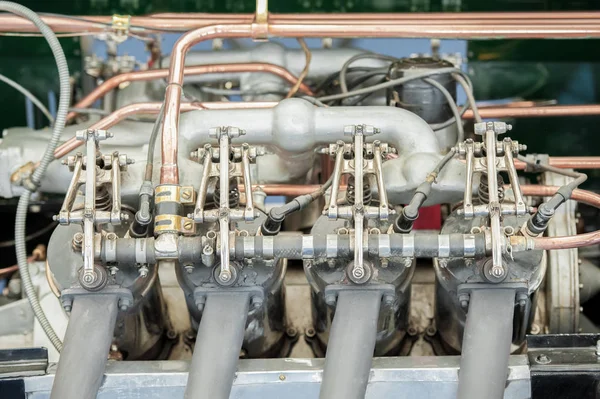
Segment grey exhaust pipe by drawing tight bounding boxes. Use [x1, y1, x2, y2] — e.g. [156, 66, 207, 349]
[457, 289, 516, 399]
[184, 292, 251, 399]
[319, 290, 382, 399]
[50, 294, 119, 399]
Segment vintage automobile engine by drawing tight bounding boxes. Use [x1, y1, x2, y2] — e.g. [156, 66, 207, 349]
[0, 2, 599, 399]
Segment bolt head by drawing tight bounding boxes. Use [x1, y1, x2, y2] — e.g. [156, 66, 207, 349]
[491, 265, 505, 278]
[219, 269, 232, 282]
[352, 268, 365, 279]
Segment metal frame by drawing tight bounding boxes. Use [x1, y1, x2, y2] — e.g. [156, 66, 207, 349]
[13, 355, 530, 399]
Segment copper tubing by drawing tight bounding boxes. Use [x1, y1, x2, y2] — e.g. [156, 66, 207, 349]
[4, 14, 600, 38]
[465, 104, 600, 119]
[514, 157, 600, 170]
[67, 63, 311, 121]
[54, 101, 275, 160]
[151, 12, 600, 21]
[160, 21, 600, 184]
[160, 24, 254, 184]
[520, 185, 600, 209]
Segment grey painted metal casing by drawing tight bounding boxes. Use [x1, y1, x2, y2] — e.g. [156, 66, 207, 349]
[305, 216, 414, 356]
[1, 99, 468, 207]
[433, 210, 545, 354]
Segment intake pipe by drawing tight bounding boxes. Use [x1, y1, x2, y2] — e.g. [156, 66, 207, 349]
[457, 289, 516, 399]
[184, 292, 251, 399]
[319, 290, 382, 399]
[50, 294, 119, 399]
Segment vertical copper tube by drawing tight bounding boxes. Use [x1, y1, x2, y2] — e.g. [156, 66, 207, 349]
[159, 24, 254, 184]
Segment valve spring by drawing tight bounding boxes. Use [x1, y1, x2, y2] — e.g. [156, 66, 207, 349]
[95, 185, 112, 211]
[478, 173, 505, 203]
[347, 175, 372, 205]
[214, 178, 240, 208]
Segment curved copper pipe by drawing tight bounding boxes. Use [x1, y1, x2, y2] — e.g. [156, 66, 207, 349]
[54, 101, 275, 160]
[158, 21, 600, 184]
[160, 24, 254, 184]
[520, 185, 600, 208]
[67, 63, 311, 121]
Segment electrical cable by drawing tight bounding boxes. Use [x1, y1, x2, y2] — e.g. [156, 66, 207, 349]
[424, 78, 465, 143]
[339, 53, 398, 94]
[261, 174, 334, 236]
[3, 0, 70, 352]
[314, 66, 382, 94]
[317, 67, 467, 102]
[453, 72, 482, 123]
[517, 154, 587, 235]
[286, 38, 311, 98]
[0, 72, 54, 124]
[393, 148, 457, 233]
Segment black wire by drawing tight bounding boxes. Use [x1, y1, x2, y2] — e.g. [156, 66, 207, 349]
[314, 67, 386, 94]
[344, 76, 389, 106]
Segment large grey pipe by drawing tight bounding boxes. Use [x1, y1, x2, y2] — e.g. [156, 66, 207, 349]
[185, 292, 251, 399]
[50, 294, 119, 399]
[6, 99, 466, 204]
[319, 290, 382, 399]
[457, 289, 516, 399]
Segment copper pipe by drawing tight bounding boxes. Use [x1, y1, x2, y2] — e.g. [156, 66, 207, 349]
[532, 230, 600, 250]
[520, 185, 600, 208]
[465, 104, 600, 119]
[160, 24, 254, 184]
[513, 157, 600, 170]
[159, 21, 600, 184]
[4, 14, 600, 38]
[67, 63, 311, 121]
[54, 101, 274, 160]
[151, 12, 600, 20]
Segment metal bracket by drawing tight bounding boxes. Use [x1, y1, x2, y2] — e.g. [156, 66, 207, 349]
[61, 286, 134, 312]
[323, 284, 397, 307]
[252, 0, 269, 41]
[155, 185, 196, 205]
[193, 285, 264, 312]
[154, 214, 196, 235]
[110, 14, 131, 43]
[457, 282, 529, 308]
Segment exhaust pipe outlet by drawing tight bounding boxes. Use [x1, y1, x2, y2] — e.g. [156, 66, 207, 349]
[184, 292, 251, 399]
[457, 289, 516, 399]
[50, 294, 119, 399]
[319, 290, 382, 399]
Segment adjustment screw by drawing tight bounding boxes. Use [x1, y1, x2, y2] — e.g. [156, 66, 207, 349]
[181, 189, 192, 200]
[183, 221, 193, 230]
[184, 264, 194, 274]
